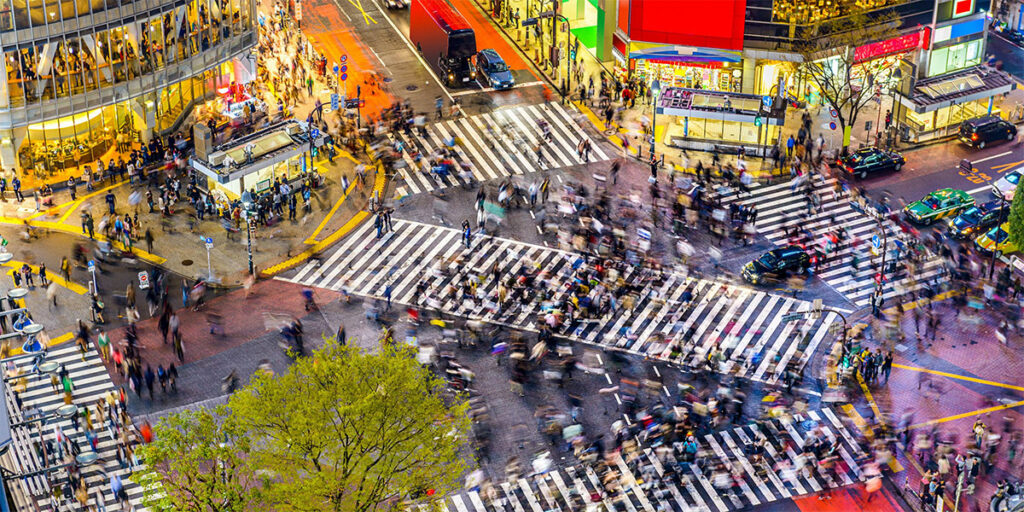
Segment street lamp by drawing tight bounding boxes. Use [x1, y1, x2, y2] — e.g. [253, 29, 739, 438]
[241, 190, 255, 277]
[650, 79, 661, 163]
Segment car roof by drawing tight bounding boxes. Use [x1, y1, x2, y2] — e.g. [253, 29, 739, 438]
[978, 200, 1006, 212]
[479, 49, 502, 62]
[777, 246, 806, 256]
[854, 148, 880, 155]
[965, 115, 1003, 126]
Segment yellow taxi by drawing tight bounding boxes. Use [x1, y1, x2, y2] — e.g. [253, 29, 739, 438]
[974, 222, 1020, 256]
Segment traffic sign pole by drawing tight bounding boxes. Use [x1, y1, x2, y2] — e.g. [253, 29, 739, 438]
[204, 237, 215, 281]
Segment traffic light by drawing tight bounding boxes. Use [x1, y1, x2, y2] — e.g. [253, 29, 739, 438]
[753, 116, 763, 127]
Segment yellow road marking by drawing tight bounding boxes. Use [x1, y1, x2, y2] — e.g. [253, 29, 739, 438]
[856, 371, 885, 424]
[841, 404, 904, 473]
[0, 218, 166, 265]
[991, 159, 1024, 173]
[6, 332, 74, 357]
[892, 363, 1024, 392]
[348, 0, 377, 24]
[306, 180, 359, 244]
[262, 169, 386, 276]
[2, 261, 88, 295]
[907, 399, 1024, 431]
[881, 289, 959, 315]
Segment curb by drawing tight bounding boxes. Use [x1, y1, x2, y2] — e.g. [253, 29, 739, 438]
[260, 167, 387, 277]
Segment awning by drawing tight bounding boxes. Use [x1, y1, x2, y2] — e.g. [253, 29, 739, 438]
[657, 87, 785, 125]
[900, 66, 1016, 114]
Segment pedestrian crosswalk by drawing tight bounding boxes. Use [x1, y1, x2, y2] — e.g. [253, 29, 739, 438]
[721, 177, 945, 308]
[281, 219, 838, 383]
[423, 408, 867, 512]
[392, 102, 610, 197]
[1, 343, 150, 511]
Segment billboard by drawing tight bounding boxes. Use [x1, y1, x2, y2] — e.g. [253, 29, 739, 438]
[627, 0, 747, 51]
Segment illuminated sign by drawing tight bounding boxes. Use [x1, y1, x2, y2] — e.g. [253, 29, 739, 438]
[854, 30, 928, 63]
[933, 17, 985, 44]
[953, 0, 975, 18]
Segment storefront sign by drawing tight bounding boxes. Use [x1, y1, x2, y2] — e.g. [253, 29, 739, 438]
[933, 18, 985, 44]
[853, 30, 927, 63]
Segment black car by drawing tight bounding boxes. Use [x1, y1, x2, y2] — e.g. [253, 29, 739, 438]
[741, 246, 810, 285]
[947, 200, 1009, 239]
[837, 147, 905, 179]
[959, 115, 1017, 149]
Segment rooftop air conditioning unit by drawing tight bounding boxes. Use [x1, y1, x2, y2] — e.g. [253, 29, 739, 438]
[208, 151, 227, 167]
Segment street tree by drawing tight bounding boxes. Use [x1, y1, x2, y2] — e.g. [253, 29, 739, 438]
[797, 12, 899, 154]
[1008, 189, 1024, 250]
[139, 339, 473, 511]
[136, 406, 261, 512]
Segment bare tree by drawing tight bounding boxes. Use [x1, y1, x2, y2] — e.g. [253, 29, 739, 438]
[798, 12, 899, 154]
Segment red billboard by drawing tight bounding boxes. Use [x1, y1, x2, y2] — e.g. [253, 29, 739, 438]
[628, 0, 746, 51]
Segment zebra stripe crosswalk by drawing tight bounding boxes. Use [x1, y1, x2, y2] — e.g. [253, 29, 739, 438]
[281, 219, 838, 383]
[393, 102, 609, 197]
[426, 408, 866, 512]
[722, 178, 945, 307]
[2, 343, 150, 510]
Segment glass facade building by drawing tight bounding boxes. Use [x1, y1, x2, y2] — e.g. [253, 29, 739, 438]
[0, 0, 257, 177]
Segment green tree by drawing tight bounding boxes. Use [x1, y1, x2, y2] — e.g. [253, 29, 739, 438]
[135, 406, 261, 512]
[1008, 190, 1024, 250]
[139, 340, 472, 512]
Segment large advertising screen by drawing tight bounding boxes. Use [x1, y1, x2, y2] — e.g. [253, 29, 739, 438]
[628, 0, 747, 51]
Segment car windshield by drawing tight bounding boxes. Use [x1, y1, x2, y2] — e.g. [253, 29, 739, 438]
[991, 228, 1010, 243]
[1006, 172, 1021, 185]
[959, 207, 982, 223]
[922, 194, 941, 209]
[757, 253, 778, 268]
[489, 61, 508, 72]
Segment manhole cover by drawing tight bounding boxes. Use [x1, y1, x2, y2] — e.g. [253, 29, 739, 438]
[405, 85, 418, 91]
[181, 259, 193, 266]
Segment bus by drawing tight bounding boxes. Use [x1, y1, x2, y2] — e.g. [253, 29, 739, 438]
[410, 0, 477, 87]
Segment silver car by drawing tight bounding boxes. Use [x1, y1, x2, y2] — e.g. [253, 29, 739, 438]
[992, 169, 1022, 200]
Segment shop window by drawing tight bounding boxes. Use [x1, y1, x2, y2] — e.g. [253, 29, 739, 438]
[722, 120, 742, 143]
[5, 49, 24, 107]
[18, 105, 121, 177]
[929, 47, 949, 76]
[705, 119, 724, 141]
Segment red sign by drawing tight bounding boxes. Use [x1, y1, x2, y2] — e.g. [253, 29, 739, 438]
[953, 0, 975, 18]
[853, 30, 926, 63]
[628, 0, 747, 51]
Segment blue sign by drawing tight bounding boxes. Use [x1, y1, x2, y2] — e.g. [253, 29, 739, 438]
[331, 93, 339, 111]
[829, 121, 837, 131]
[87, 260, 95, 271]
[341, 54, 348, 62]
[341, 73, 348, 81]
[762, 95, 772, 108]
[341, 65, 348, 73]
[333, 63, 339, 75]
[204, 237, 213, 244]
[872, 234, 880, 249]
[311, 128, 320, 139]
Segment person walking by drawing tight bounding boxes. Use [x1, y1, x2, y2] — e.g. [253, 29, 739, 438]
[462, 219, 472, 248]
[12, 176, 22, 202]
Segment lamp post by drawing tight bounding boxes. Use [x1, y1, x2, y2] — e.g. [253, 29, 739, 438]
[242, 190, 255, 277]
[650, 79, 661, 163]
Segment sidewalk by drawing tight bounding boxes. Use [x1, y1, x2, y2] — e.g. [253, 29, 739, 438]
[0, 14, 391, 287]
[848, 294, 1024, 511]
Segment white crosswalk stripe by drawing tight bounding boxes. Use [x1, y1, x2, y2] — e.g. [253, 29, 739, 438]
[721, 178, 946, 307]
[392, 102, 609, 198]
[421, 408, 865, 512]
[281, 219, 837, 383]
[2, 343, 151, 510]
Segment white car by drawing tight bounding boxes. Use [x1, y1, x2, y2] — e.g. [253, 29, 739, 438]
[992, 169, 1022, 200]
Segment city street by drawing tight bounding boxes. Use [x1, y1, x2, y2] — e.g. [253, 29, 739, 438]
[6, 0, 1024, 510]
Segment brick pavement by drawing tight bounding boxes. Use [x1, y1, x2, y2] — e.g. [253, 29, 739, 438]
[850, 297, 1024, 510]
